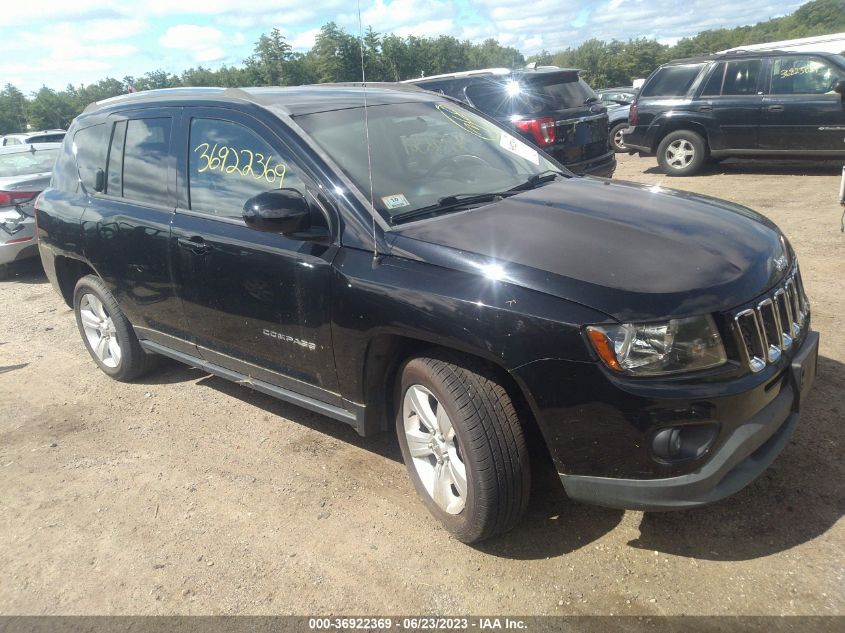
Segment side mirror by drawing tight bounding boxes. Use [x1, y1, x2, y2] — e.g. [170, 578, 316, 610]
[94, 168, 105, 193]
[834, 79, 845, 95]
[243, 189, 330, 242]
[243, 189, 310, 234]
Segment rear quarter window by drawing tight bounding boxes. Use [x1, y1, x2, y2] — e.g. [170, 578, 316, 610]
[73, 123, 108, 192]
[641, 64, 706, 97]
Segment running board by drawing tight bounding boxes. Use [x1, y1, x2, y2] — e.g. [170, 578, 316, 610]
[140, 339, 359, 429]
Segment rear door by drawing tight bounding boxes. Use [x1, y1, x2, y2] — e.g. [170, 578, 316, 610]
[79, 109, 196, 354]
[759, 55, 845, 151]
[698, 59, 764, 150]
[170, 107, 341, 403]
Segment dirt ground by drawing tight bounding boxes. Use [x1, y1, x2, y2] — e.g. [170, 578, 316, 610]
[0, 153, 843, 617]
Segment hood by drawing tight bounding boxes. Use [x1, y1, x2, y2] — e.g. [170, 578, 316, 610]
[388, 178, 788, 322]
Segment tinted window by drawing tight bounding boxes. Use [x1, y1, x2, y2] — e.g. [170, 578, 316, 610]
[73, 123, 108, 192]
[641, 64, 706, 97]
[106, 120, 126, 196]
[0, 148, 59, 177]
[122, 118, 172, 206]
[467, 74, 596, 116]
[188, 118, 305, 220]
[770, 56, 843, 94]
[722, 60, 761, 95]
[701, 63, 725, 95]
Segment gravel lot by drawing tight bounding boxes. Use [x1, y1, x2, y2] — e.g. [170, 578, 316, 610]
[0, 153, 843, 616]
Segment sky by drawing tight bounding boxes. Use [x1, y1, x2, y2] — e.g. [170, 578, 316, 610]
[1, 0, 808, 93]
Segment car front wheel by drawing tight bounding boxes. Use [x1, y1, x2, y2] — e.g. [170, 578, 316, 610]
[656, 130, 707, 176]
[396, 354, 530, 543]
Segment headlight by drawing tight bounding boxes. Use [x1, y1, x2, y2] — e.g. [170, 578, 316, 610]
[586, 315, 726, 376]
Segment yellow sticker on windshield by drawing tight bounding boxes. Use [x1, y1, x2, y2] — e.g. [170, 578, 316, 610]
[435, 103, 499, 141]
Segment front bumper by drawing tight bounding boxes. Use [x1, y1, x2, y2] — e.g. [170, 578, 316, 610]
[560, 330, 819, 511]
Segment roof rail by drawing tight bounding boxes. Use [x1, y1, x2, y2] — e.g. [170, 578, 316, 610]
[83, 86, 249, 113]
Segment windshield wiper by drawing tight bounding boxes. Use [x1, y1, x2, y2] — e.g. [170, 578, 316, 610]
[390, 191, 519, 225]
[508, 169, 568, 192]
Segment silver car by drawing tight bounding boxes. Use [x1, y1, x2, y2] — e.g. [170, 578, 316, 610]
[0, 143, 60, 278]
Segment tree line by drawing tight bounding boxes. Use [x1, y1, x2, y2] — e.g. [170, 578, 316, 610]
[1, 0, 842, 134]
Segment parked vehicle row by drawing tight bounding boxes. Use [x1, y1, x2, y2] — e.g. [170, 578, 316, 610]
[34, 84, 817, 542]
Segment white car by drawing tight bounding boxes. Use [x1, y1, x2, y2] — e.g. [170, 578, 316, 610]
[1, 129, 66, 146]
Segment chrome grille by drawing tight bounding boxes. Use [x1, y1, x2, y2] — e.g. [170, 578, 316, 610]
[733, 268, 809, 373]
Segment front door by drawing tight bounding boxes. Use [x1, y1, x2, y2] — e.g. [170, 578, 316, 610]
[759, 55, 845, 152]
[169, 107, 341, 403]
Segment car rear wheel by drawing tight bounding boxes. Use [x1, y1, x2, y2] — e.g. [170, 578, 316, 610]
[73, 275, 155, 382]
[656, 130, 707, 176]
[609, 122, 629, 153]
[396, 354, 530, 543]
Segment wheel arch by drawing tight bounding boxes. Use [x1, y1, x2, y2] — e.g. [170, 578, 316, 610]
[54, 256, 98, 308]
[652, 118, 711, 154]
[360, 333, 553, 467]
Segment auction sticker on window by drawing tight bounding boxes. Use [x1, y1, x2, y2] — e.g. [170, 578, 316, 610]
[382, 193, 410, 209]
[499, 131, 540, 165]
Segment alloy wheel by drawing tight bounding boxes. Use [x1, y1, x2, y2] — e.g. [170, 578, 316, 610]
[665, 139, 695, 169]
[402, 384, 467, 514]
[79, 293, 122, 368]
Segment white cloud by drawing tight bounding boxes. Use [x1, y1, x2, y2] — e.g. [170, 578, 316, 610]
[160, 25, 224, 50]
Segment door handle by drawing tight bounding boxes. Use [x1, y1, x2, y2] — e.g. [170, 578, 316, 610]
[177, 236, 211, 255]
[767, 105, 785, 112]
[698, 105, 713, 112]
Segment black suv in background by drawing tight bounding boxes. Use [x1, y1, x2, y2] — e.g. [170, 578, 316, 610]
[407, 66, 616, 178]
[36, 85, 817, 542]
[624, 51, 845, 175]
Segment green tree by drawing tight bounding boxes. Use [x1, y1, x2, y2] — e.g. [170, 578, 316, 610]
[246, 28, 293, 85]
[0, 84, 28, 134]
[27, 87, 77, 129]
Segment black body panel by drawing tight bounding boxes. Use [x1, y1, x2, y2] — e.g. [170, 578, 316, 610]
[35, 83, 817, 510]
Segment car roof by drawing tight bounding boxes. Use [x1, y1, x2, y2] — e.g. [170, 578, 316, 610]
[0, 142, 62, 155]
[82, 83, 443, 117]
[3, 130, 65, 138]
[664, 49, 842, 65]
[403, 65, 581, 84]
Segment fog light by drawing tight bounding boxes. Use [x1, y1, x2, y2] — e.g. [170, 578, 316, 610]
[650, 423, 720, 463]
[652, 428, 682, 459]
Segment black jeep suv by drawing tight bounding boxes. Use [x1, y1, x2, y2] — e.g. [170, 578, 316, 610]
[407, 66, 616, 178]
[36, 84, 817, 542]
[624, 50, 845, 175]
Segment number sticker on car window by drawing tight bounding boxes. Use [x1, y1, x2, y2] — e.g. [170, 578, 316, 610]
[193, 142, 288, 188]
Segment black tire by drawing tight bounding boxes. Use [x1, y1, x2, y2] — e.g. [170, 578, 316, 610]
[609, 121, 629, 153]
[73, 274, 156, 382]
[656, 129, 707, 176]
[395, 354, 530, 543]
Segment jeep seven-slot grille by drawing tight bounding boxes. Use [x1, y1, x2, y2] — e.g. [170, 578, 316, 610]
[733, 269, 809, 373]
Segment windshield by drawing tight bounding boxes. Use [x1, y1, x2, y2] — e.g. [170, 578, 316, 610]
[296, 100, 560, 221]
[0, 148, 58, 178]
